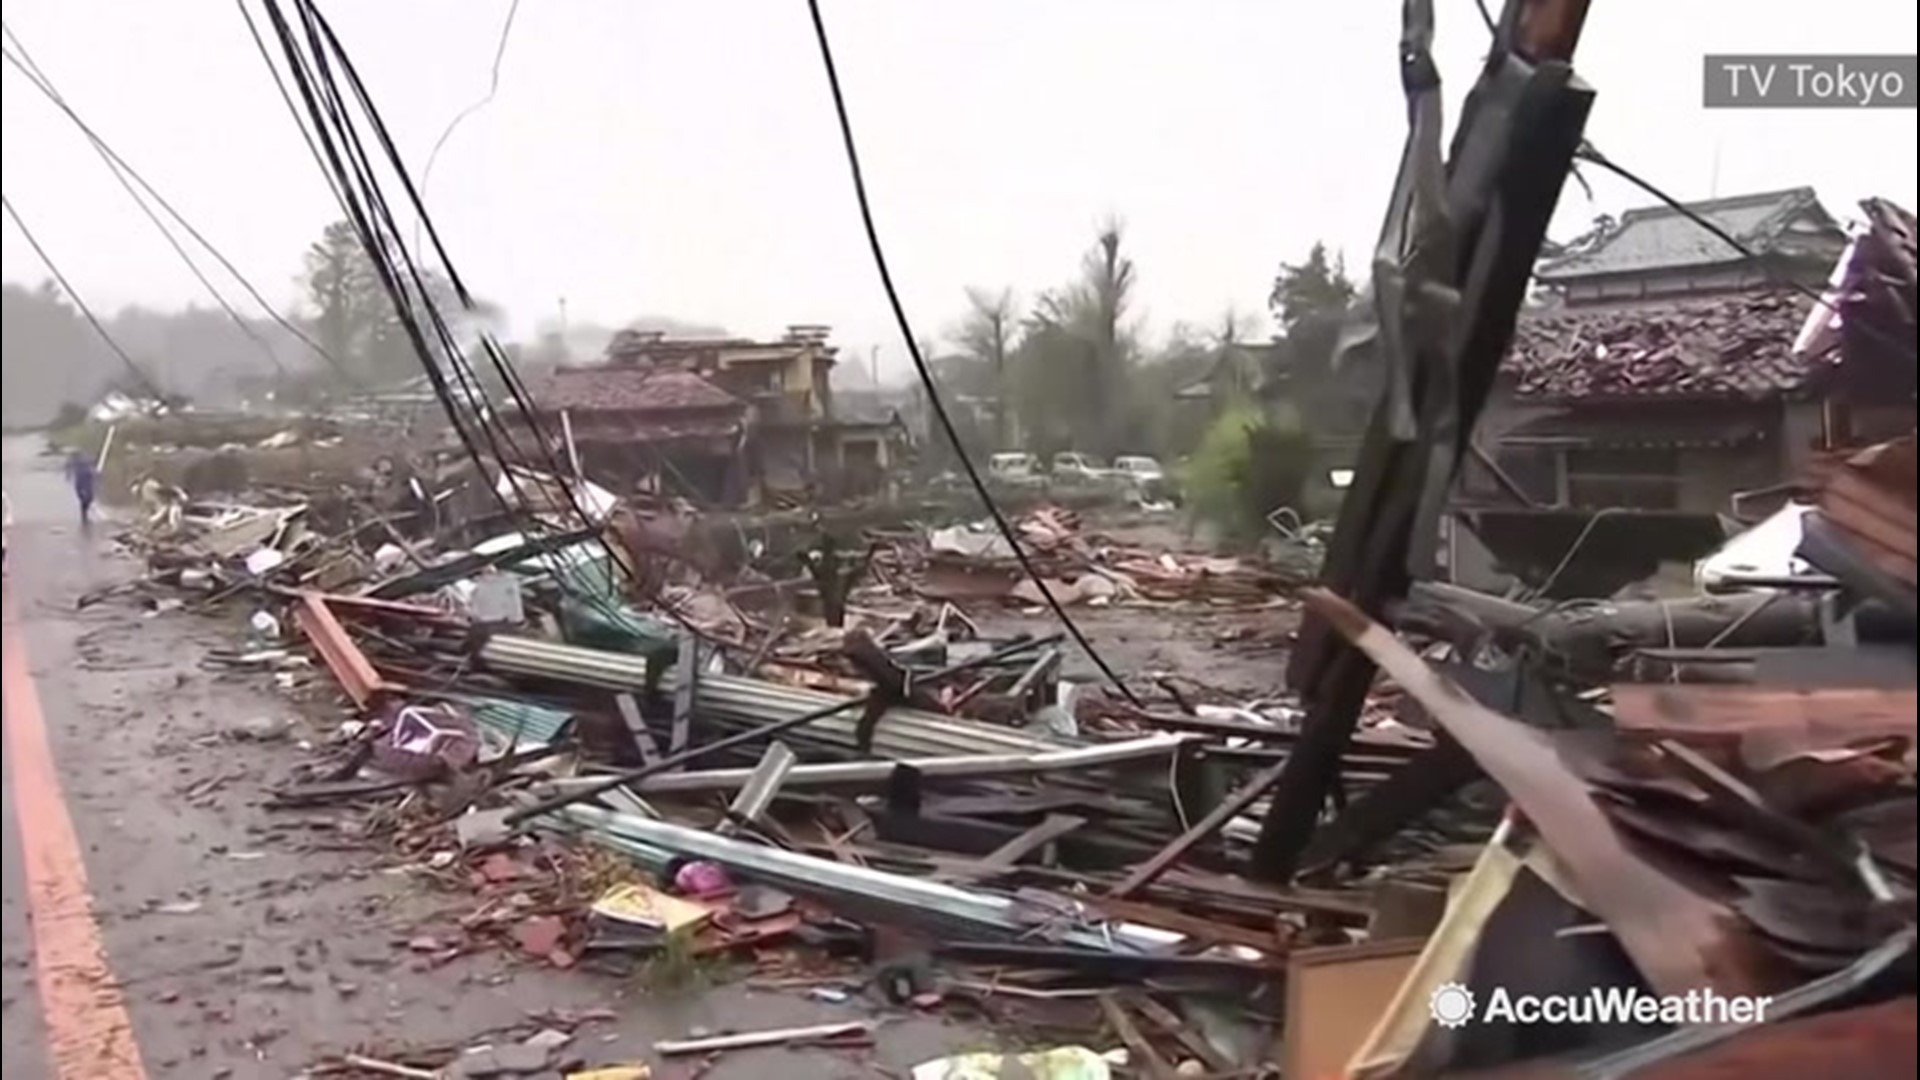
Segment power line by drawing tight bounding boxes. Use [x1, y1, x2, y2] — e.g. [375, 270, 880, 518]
[0, 23, 355, 384]
[1462, 9, 1902, 358]
[251, 0, 693, 641]
[417, 0, 521, 249]
[803, 0, 1143, 707]
[1, 41, 285, 380]
[1573, 143, 1913, 362]
[2, 191, 164, 398]
[1473, 0, 1498, 37]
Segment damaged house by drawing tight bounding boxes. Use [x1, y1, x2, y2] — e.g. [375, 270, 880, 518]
[1449, 189, 1917, 593]
[523, 326, 908, 506]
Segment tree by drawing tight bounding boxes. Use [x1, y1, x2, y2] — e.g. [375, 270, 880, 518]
[1011, 221, 1140, 456]
[953, 287, 1018, 446]
[1081, 222, 1136, 456]
[300, 219, 477, 385]
[303, 220, 383, 378]
[1185, 402, 1316, 547]
[1269, 241, 1357, 333]
[1207, 307, 1260, 403]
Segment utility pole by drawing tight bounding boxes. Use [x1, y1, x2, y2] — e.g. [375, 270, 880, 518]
[558, 296, 569, 336]
[1244, 0, 1600, 883]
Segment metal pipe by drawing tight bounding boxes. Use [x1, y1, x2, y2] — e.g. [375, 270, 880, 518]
[506, 692, 872, 825]
[548, 804, 1184, 954]
[538, 732, 1196, 796]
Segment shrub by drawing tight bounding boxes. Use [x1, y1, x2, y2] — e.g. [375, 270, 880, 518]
[1184, 403, 1315, 546]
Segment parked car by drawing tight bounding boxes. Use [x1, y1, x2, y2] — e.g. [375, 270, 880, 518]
[1112, 455, 1166, 485]
[1051, 452, 1111, 482]
[987, 452, 1044, 486]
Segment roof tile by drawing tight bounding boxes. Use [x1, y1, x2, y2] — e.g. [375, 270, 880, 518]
[534, 367, 744, 414]
[1538, 188, 1837, 281]
[1506, 289, 1825, 400]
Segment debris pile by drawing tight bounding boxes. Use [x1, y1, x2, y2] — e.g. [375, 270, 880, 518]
[99, 410, 1917, 1080]
[102, 468, 1378, 1075]
[907, 506, 1311, 609]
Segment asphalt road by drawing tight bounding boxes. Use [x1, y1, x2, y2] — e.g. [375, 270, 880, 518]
[2, 434, 980, 1079]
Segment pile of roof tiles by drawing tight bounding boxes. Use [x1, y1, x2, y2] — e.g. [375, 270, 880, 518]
[1505, 288, 1821, 399]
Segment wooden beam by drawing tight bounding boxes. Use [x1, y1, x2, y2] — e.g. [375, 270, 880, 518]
[1113, 758, 1292, 898]
[1298, 738, 1481, 875]
[977, 814, 1086, 872]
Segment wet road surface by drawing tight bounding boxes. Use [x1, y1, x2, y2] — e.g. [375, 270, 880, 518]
[3, 435, 983, 1079]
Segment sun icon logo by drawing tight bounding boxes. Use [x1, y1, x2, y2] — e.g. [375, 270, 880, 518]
[1429, 982, 1477, 1028]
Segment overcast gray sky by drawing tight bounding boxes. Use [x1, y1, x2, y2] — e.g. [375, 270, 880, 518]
[3, 0, 1915, 379]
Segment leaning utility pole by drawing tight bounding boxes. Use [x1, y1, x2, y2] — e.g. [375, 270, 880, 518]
[1247, 0, 1600, 881]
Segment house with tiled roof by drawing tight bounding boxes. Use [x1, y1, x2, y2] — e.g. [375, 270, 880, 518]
[521, 325, 907, 505]
[1446, 191, 1916, 594]
[1466, 190, 1909, 515]
[526, 366, 750, 504]
[1534, 186, 1847, 306]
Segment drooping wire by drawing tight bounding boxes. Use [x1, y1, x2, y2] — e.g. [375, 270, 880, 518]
[237, 0, 355, 220]
[2, 191, 164, 399]
[1473, 0, 1498, 37]
[416, 0, 521, 252]
[282, 1, 738, 643]
[1, 23, 354, 385]
[1463, 10, 1906, 361]
[803, 0, 1143, 706]
[280, 2, 606, 535]
[1573, 143, 1914, 363]
[2, 41, 284, 381]
[252, 0, 719, 642]
[261, 0, 631, 638]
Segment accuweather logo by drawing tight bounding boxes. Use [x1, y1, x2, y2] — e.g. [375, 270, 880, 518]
[1428, 983, 1773, 1027]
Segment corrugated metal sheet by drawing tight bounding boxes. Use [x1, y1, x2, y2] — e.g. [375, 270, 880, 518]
[477, 633, 1070, 761]
[468, 699, 574, 747]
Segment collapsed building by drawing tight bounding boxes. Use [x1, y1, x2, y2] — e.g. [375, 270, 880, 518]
[1448, 192, 1918, 595]
[522, 325, 909, 507]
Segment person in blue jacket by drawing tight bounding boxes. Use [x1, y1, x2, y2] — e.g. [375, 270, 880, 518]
[64, 451, 98, 530]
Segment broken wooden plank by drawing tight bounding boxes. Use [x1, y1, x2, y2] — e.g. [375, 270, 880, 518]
[1100, 996, 1178, 1080]
[1128, 995, 1237, 1074]
[1083, 895, 1285, 955]
[1112, 759, 1291, 898]
[1298, 586, 1791, 999]
[670, 637, 699, 755]
[613, 692, 660, 763]
[1610, 683, 1918, 746]
[655, 1020, 873, 1057]
[1298, 738, 1481, 875]
[977, 814, 1086, 871]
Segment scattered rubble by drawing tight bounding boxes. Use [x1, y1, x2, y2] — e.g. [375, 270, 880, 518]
[75, 62, 1914, 1079]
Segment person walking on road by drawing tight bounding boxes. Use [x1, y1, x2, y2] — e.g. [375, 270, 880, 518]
[65, 450, 98, 530]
